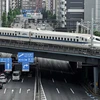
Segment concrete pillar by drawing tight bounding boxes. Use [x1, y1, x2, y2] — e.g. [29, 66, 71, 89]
[69, 61, 77, 72]
[76, 22, 79, 33]
[81, 19, 84, 33]
[93, 67, 98, 94]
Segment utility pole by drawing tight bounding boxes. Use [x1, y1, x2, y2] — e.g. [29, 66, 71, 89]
[91, 8, 94, 48]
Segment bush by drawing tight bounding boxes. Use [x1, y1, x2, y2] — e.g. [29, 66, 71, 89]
[94, 31, 100, 37]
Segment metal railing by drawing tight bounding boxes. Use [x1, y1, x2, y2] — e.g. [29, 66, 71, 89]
[0, 39, 100, 57]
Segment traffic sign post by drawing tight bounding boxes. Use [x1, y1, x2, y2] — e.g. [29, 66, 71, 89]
[22, 62, 29, 71]
[18, 52, 34, 63]
[0, 58, 12, 63]
[0, 58, 12, 71]
[18, 52, 34, 72]
[5, 62, 12, 71]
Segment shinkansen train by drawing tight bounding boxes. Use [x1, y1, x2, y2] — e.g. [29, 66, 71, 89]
[0, 27, 100, 49]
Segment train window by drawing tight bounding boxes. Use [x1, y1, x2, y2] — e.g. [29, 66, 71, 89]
[0, 32, 1, 35]
[44, 36, 45, 39]
[77, 39, 79, 42]
[2, 32, 4, 35]
[5, 33, 6, 35]
[49, 36, 51, 39]
[64, 38, 66, 41]
[47, 36, 48, 39]
[13, 33, 14, 36]
[19, 32, 20, 35]
[10, 33, 11, 35]
[82, 38, 84, 40]
[55, 37, 57, 40]
[61, 38, 63, 40]
[96, 38, 100, 41]
[15, 34, 17, 36]
[52, 37, 54, 39]
[70, 38, 72, 41]
[38, 35, 40, 38]
[41, 36, 43, 38]
[67, 38, 69, 41]
[58, 37, 60, 40]
[85, 39, 87, 41]
[74, 39, 75, 41]
[35, 35, 37, 38]
[7, 33, 9, 35]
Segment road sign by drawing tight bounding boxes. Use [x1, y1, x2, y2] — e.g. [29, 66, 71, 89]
[22, 62, 29, 71]
[0, 58, 12, 62]
[5, 62, 12, 71]
[18, 52, 34, 63]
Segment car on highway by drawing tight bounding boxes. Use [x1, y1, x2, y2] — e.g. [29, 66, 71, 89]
[0, 82, 3, 89]
[12, 71, 21, 81]
[0, 76, 7, 84]
[41, 24, 46, 30]
[0, 73, 6, 77]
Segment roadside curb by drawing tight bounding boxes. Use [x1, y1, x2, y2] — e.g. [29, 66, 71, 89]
[80, 82, 100, 100]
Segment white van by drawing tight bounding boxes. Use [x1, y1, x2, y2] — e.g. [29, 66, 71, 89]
[12, 71, 21, 81]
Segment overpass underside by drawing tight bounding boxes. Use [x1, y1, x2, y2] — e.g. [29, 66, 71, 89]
[0, 39, 100, 94]
[0, 39, 100, 65]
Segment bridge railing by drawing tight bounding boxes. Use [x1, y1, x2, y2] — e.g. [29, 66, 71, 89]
[0, 39, 100, 57]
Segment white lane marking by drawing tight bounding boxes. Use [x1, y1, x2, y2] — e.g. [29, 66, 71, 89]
[27, 89, 30, 93]
[21, 78, 24, 83]
[70, 88, 75, 94]
[56, 88, 60, 94]
[8, 79, 11, 83]
[19, 88, 21, 93]
[64, 78, 67, 83]
[52, 78, 54, 83]
[12, 89, 14, 93]
[4, 88, 6, 94]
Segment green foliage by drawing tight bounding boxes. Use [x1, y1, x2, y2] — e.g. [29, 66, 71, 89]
[41, 9, 56, 20]
[2, 8, 21, 27]
[94, 31, 100, 37]
[2, 12, 7, 27]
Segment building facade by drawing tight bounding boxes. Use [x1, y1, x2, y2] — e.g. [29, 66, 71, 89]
[22, 0, 36, 10]
[10, 0, 16, 10]
[66, 0, 84, 31]
[0, 0, 10, 26]
[22, 0, 42, 11]
[45, 0, 56, 14]
[56, 0, 84, 31]
[84, 0, 100, 31]
[45, 0, 50, 11]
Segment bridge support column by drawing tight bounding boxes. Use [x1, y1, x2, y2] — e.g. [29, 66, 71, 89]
[69, 61, 77, 72]
[93, 67, 98, 94]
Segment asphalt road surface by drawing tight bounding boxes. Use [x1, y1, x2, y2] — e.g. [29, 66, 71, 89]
[0, 74, 34, 100]
[41, 69, 93, 100]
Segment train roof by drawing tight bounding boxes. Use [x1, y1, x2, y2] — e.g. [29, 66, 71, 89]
[0, 27, 91, 38]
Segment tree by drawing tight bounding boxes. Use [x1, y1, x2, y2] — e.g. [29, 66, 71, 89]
[2, 12, 7, 27]
[94, 31, 100, 37]
[1, 8, 21, 27]
[13, 10, 16, 18]
[8, 9, 14, 23]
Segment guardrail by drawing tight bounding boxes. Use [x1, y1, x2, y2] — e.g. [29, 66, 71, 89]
[0, 39, 100, 57]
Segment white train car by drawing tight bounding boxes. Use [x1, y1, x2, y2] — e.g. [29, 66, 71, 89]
[0, 27, 100, 49]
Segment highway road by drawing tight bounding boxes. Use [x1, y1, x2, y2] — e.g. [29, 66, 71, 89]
[0, 74, 34, 100]
[41, 69, 93, 100]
